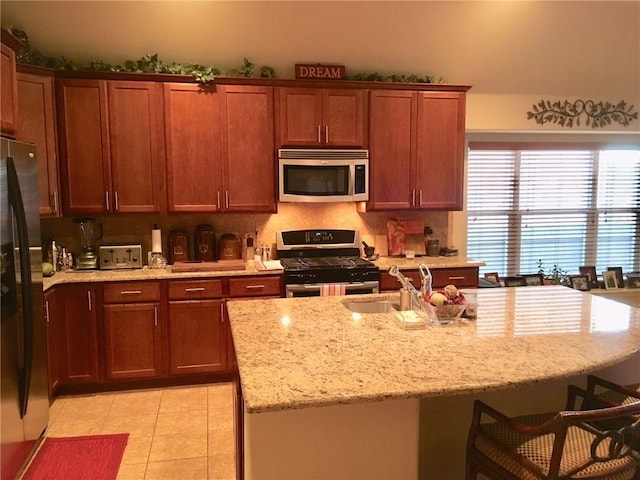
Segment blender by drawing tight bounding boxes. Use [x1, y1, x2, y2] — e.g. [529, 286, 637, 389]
[75, 217, 102, 269]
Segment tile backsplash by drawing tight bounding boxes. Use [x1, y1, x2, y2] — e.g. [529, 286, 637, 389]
[41, 203, 449, 261]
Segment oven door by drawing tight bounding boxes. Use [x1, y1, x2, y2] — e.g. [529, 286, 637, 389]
[285, 281, 379, 298]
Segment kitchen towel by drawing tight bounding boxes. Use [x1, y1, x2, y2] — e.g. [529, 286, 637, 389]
[320, 284, 346, 296]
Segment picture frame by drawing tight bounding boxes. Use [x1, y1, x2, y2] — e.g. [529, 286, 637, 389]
[627, 274, 640, 289]
[520, 274, 544, 286]
[607, 267, 624, 289]
[579, 266, 599, 290]
[483, 272, 500, 284]
[602, 270, 619, 290]
[503, 276, 526, 287]
[570, 275, 590, 291]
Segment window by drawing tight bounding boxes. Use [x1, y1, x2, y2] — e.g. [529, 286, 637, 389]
[467, 144, 640, 278]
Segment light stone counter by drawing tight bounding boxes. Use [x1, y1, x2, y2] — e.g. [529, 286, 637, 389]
[42, 260, 278, 291]
[227, 285, 639, 414]
[230, 286, 639, 479]
[372, 255, 485, 270]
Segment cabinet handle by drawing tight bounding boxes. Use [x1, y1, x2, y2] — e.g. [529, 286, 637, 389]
[220, 303, 225, 322]
[45, 300, 50, 323]
[114, 190, 119, 211]
[411, 189, 416, 206]
[184, 287, 206, 292]
[217, 191, 221, 210]
[407, 277, 415, 283]
[325, 125, 329, 143]
[52, 191, 58, 214]
[105, 191, 110, 211]
[419, 189, 423, 206]
[317, 125, 321, 143]
[120, 290, 142, 295]
[87, 291, 92, 311]
[154, 306, 158, 327]
[225, 191, 229, 209]
[448, 276, 465, 281]
[245, 284, 265, 289]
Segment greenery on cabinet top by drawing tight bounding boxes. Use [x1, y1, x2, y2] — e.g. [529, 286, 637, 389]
[6, 27, 442, 85]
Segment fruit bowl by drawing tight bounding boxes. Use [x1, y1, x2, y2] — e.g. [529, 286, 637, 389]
[425, 303, 466, 325]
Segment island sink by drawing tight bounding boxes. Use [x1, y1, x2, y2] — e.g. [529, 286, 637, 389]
[342, 299, 400, 314]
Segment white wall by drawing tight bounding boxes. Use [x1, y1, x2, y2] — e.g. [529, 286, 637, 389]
[2, 1, 639, 132]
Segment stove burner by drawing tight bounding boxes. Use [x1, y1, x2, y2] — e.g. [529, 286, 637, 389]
[280, 256, 375, 271]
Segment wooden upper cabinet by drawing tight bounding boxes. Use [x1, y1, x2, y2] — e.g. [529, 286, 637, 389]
[368, 90, 416, 210]
[1, 41, 20, 138]
[276, 87, 367, 147]
[414, 92, 466, 210]
[108, 81, 165, 213]
[17, 69, 60, 217]
[56, 78, 165, 215]
[164, 83, 223, 212]
[367, 89, 466, 211]
[56, 79, 110, 214]
[220, 85, 276, 212]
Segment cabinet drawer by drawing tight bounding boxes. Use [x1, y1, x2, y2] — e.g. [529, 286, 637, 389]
[228, 276, 282, 298]
[103, 281, 160, 303]
[168, 279, 223, 300]
[380, 270, 421, 291]
[431, 267, 478, 288]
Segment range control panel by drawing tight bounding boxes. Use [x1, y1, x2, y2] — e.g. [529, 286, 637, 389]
[99, 245, 142, 269]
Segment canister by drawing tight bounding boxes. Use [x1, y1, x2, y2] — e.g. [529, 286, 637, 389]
[194, 224, 216, 261]
[168, 229, 190, 264]
[427, 240, 440, 257]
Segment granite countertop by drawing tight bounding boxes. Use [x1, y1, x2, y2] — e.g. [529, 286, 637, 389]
[372, 256, 484, 270]
[42, 256, 483, 290]
[42, 261, 279, 291]
[226, 286, 640, 414]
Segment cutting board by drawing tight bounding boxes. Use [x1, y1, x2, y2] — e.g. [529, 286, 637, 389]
[171, 260, 246, 272]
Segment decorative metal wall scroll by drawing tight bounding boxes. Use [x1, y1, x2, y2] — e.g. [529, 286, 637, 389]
[527, 99, 638, 128]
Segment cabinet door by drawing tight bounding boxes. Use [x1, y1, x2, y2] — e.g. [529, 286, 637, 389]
[56, 79, 110, 214]
[58, 284, 100, 384]
[368, 90, 415, 210]
[1, 42, 18, 137]
[322, 89, 367, 147]
[276, 87, 322, 146]
[44, 289, 61, 397]
[164, 83, 223, 212]
[220, 85, 276, 212]
[108, 81, 165, 213]
[103, 303, 163, 380]
[17, 71, 60, 217]
[414, 92, 466, 210]
[168, 299, 226, 375]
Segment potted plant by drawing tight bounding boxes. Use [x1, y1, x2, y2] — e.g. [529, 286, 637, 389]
[537, 260, 570, 286]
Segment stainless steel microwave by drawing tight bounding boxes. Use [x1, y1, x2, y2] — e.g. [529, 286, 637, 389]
[278, 149, 369, 203]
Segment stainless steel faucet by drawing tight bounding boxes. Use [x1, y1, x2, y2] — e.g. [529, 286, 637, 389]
[388, 265, 426, 312]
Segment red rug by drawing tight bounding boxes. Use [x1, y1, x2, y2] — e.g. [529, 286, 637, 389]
[23, 434, 129, 480]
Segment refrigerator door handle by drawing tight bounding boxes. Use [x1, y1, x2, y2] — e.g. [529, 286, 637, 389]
[6, 157, 34, 419]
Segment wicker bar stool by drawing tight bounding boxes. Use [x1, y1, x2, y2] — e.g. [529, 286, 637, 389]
[465, 385, 640, 479]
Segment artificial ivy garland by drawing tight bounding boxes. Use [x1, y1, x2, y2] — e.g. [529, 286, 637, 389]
[7, 27, 441, 85]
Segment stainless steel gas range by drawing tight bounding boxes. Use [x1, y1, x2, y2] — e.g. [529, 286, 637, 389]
[277, 229, 380, 297]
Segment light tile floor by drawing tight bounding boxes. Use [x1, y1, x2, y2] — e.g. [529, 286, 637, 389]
[45, 383, 236, 480]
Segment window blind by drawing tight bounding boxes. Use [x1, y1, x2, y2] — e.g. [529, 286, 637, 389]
[467, 145, 640, 279]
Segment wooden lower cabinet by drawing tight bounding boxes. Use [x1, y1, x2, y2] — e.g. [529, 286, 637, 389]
[380, 267, 479, 291]
[102, 281, 164, 381]
[55, 283, 100, 384]
[103, 303, 163, 380]
[44, 288, 61, 396]
[168, 299, 227, 375]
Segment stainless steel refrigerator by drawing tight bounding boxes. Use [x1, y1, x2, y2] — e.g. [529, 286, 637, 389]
[1, 138, 48, 479]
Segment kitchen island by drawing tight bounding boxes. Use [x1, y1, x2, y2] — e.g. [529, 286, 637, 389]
[227, 286, 640, 479]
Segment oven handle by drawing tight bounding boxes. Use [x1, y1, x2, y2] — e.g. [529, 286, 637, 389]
[285, 281, 379, 297]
